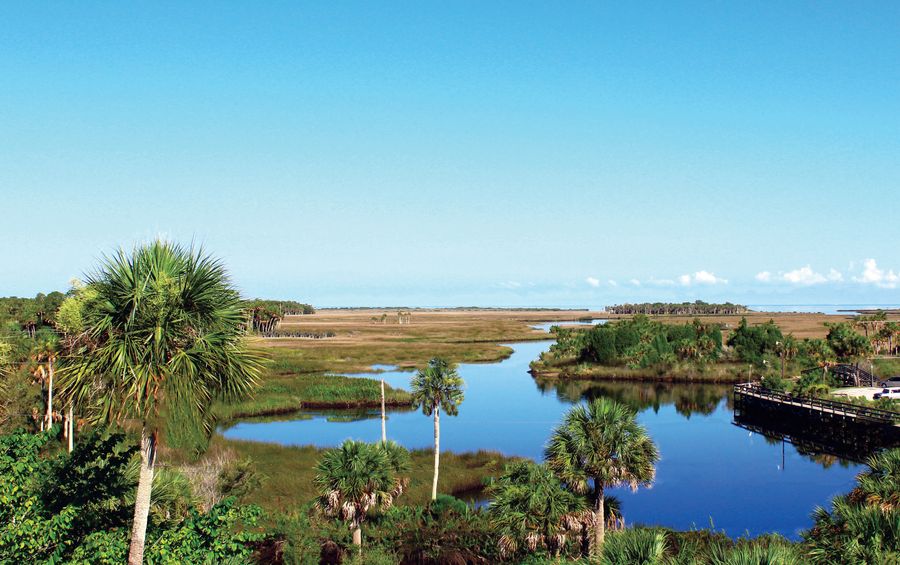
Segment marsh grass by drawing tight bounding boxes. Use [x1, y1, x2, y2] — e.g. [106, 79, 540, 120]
[214, 436, 519, 513]
[212, 373, 412, 421]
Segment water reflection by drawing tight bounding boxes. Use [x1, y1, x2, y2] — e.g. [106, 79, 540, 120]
[534, 378, 731, 418]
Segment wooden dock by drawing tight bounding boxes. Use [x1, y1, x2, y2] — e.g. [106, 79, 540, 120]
[734, 383, 900, 425]
[733, 383, 900, 457]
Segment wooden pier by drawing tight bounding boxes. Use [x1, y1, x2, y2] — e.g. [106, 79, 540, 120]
[733, 383, 900, 458]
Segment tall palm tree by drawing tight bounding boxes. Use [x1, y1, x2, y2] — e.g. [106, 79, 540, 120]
[545, 397, 659, 557]
[380, 377, 387, 442]
[315, 440, 410, 549]
[486, 460, 591, 559]
[58, 241, 263, 565]
[31, 330, 60, 431]
[410, 357, 465, 500]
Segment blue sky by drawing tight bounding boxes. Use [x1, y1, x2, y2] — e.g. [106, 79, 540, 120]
[1, 2, 898, 307]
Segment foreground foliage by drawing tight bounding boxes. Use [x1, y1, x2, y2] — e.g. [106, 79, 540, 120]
[0, 430, 265, 564]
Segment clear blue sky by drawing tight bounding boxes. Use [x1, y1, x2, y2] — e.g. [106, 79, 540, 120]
[2, 2, 898, 307]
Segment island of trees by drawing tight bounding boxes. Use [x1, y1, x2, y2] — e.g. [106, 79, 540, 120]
[533, 314, 900, 403]
[605, 301, 750, 316]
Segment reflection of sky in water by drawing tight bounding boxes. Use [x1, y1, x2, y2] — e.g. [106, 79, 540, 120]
[223, 339, 861, 539]
[529, 318, 607, 332]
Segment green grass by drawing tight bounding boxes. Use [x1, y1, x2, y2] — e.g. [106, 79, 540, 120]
[872, 358, 900, 379]
[212, 373, 412, 421]
[214, 436, 519, 513]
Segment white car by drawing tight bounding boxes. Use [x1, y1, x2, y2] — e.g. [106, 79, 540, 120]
[873, 388, 900, 400]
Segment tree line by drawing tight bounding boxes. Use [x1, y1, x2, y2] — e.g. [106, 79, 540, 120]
[606, 301, 749, 315]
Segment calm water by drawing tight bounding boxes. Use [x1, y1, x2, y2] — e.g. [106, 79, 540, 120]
[223, 340, 862, 539]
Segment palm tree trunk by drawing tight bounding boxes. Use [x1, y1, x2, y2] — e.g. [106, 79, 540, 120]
[45, 360, 54, 430]
[352, 523, 362, 547]
[591, 483, 605, 557]
[67, 404, 74, 453]
[431, 406, 440, 500]
[380, 378, 386, 443]
[128, 428, 157, 565]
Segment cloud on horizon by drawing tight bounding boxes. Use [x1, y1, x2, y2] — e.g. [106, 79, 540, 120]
[678, 270, 728, 286]
[853, 258, 900, 289]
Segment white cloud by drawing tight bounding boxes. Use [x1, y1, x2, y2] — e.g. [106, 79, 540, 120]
[629, 278, 642, 286]
[608, 279, 618, 287]
[783, 266, 827, 285]
[756, 266, 844, 285]
[497, 281, 522, 289]
[854, 258, 900, 288]
[586, 277, 601, 288]
[679, 271, 727, 286]
[648, 277, 676, 286]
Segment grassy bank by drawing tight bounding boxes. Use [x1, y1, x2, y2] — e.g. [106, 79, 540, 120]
[215, 436, 518, 513]
[873, 357, 900, 379]
[530, 358, 750, 383]
[212, 373, 413, 421]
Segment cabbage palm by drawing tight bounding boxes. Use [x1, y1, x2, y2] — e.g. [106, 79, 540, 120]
[486, 460, 591, 558]
[410, 357, 464, 500]
[546, 397, 659, 557]
[851, 449, 900, 511]
[804, 449, 900, 563]
[57, 241, 263, 565]
[31, 330, 60, 431]
[315, 440, 410, 549]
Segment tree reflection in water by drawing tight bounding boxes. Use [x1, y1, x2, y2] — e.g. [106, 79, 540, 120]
[532, 376, 730, 419]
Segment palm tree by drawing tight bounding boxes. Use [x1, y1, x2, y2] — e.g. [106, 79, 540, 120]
[486, 460, 591, 559]
[850, 449, 900, 511]
[775, 335, 799, 379]
[315, 440, 410, 550]
[805, 449, 900, 563]
[410, 357, 465, 500]
[545, 397, 659, 557]
[31, 330, 60, 431]
[58, 241, 263, 565]
[380, 378, 387, 442]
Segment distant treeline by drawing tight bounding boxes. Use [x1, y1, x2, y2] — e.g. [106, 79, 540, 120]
[606, 301, 749, 316]
[245, 300, 315, 335]
[245, 300, 315, 317]
[0, 293, 66, 339]
[263, 329, 335, 339]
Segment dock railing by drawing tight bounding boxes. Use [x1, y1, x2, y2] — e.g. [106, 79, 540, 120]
[734, 382, 900, 425]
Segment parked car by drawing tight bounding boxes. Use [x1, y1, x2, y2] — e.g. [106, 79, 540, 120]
[878, 376, 900, 388]
[873, 388, 900, 400]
